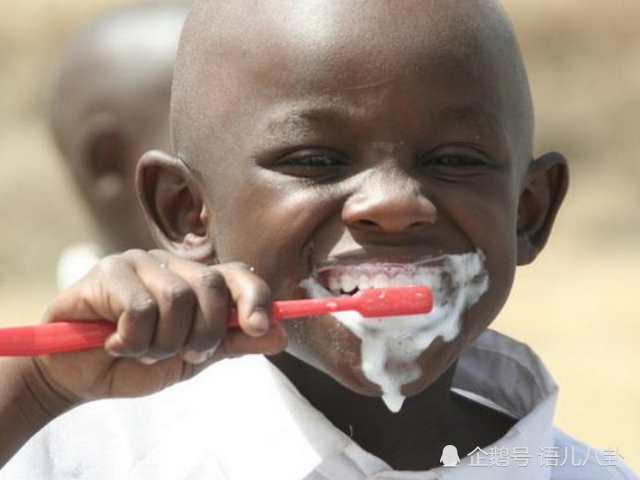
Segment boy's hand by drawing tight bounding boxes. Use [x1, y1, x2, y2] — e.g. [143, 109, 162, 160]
[31, 249, 287, 403]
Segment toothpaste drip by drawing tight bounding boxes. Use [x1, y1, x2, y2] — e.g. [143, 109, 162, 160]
[301, 250, 489, 413]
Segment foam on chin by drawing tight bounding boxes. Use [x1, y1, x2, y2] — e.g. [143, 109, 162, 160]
[300, 250, 489, 413]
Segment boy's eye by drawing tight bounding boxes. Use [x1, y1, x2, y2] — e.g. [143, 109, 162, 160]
[418, 148, 493, 182]
[274, 150, 348, 179]
[421, 154, 487, 168]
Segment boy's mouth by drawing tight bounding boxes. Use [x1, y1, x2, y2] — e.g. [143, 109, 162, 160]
[312, 256, 450, 298]
[299, 250, 489, 413]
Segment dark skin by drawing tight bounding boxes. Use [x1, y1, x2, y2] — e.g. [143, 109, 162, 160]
[0, 0, 568, 472]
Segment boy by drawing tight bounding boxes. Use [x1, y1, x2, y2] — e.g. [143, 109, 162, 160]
[0, 0, 637, 478]
[50, 2, 189, 288]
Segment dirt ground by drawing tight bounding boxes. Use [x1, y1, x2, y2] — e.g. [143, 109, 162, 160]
[0, 0, 638, 472]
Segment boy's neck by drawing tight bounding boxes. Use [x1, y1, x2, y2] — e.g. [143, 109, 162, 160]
[268, 352, 515, 471]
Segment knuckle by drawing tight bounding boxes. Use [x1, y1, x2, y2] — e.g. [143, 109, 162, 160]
[96, 255, 124, 276]
[229, 261, 252, 271]
[121, 248, 146, 258]
[158, 280, 194, 306]
[127, 294, 158, 320]
[197, 268, 227, 292]
[119, 249, 148, 265]
[147, 249, 170, 264]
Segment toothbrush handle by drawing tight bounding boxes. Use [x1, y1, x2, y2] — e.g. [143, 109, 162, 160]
[0, 321, 115, 356]
[227, 297, 357, 327]
[0, 287, 432, 356]
[0, 299, 330, 356]
[0, 298, 358, 356]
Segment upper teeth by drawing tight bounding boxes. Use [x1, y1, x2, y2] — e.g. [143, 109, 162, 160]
[326, 270, 436, 295]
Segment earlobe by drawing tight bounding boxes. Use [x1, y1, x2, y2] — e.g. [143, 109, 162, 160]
[516, 151, 569, 265]
[136, 150, 216, 263]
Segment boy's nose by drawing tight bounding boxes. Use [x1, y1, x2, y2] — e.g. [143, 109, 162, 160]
[341, 176, 437, 235]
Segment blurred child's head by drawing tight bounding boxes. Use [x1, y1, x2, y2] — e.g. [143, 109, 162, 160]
[50, 1, 190, 253]
[138, 0, 568, 409]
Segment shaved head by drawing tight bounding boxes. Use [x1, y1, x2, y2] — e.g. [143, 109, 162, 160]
[172, 0, 534, 168]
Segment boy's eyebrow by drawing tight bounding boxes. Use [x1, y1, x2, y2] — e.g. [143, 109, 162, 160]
[435, 104, 507, 139]
[264, 106, 351, 137]
[263, 103, 508, 142]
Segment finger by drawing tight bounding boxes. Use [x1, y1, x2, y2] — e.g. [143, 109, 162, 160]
[45, 254, 140, 322]
[81, 255, 159, 357]
[148, 254, 232, 364]
[126, 251, 197, 362]
[214, 262, 272, 337]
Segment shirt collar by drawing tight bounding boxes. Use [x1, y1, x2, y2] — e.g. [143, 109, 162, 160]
[260, 330, 559, 480]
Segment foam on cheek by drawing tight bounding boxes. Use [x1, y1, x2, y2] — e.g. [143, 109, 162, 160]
[301, 250, 489, 413]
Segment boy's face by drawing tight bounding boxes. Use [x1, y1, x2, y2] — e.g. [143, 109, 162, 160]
[160, 0, 565, 399]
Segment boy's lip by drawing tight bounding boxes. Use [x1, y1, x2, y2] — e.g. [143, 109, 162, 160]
[316, 247, 448, 268]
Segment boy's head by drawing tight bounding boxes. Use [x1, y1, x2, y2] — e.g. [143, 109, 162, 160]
[50, 1, 190, 254]
[138, 0, 568, 407]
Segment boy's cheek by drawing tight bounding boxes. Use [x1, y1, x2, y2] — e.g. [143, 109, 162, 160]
[214, 213, 345, 297]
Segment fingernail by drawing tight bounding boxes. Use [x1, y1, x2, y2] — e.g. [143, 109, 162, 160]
[139, 356, 158, 365]
[182, 350, 208, 364]
[247, 311, 270, 335]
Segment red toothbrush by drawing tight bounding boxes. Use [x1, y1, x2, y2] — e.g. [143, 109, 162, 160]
[0, 286, 432, 357]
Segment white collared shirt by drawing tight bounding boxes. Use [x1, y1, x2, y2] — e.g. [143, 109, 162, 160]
[2, 331, 637, 479]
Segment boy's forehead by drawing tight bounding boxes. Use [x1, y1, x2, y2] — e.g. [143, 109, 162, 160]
[173, 0, 532, 161]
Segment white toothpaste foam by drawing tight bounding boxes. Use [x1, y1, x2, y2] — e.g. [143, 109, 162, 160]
[301, 250, 489, 413]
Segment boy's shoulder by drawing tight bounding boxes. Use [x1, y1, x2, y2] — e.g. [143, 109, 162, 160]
[456, 332, 638, 479]
[550, 428, 638, 480]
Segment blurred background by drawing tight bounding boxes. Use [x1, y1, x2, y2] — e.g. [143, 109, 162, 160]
[0, 0, 638, 472]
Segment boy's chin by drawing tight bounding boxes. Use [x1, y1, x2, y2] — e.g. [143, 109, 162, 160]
[286, 338, 455, 402]
[334, 356, 452, 399]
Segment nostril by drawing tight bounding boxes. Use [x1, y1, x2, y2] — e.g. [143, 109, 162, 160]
[353, 217, 433, 233]
[408, 220, 431, 229]
[357, 219, 377, 227]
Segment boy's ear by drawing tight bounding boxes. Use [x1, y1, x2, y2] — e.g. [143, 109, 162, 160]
[136, 150, 216, 263]
[516, 151, 569, 265]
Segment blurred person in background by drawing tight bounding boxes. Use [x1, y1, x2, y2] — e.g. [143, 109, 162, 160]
[49, 1, 190, 289]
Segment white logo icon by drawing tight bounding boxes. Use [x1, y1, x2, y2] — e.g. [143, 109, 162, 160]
[441, 445, 460, 467]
